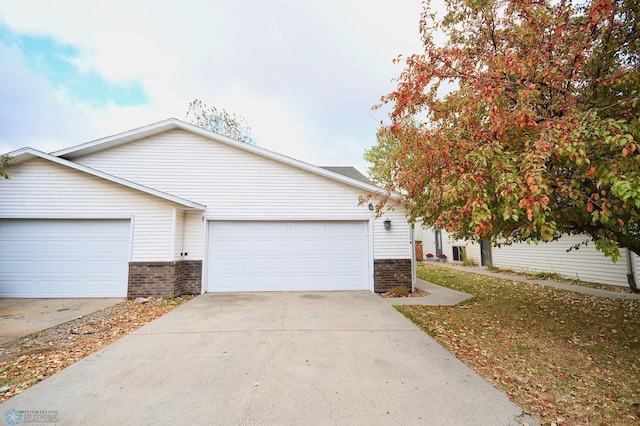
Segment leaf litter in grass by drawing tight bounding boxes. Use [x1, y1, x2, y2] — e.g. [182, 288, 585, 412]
[403, 263, 640, 425]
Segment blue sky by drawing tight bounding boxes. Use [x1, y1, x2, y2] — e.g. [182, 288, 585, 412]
[0, 25, 147, 107]
[0, 1, 427, 174]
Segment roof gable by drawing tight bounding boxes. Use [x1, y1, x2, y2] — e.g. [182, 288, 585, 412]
[51, 118, 387, 195]
[6, 148, 206, 210]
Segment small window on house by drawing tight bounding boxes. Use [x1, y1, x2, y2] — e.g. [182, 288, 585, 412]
[452, 246, 466, 261]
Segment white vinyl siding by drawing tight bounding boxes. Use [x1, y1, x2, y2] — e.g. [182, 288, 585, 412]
[171, 208, 182, 260]
[182, 210, 204, 259]
[443, 236, 481, 263]
[72, 130, 371, 219]
[0, 159, 180, 261]
[373, 209, 412, 259]
[491, 235, 631, 287]
[419, 226, 635, 288]
[206, 221, 370, 292]
[467, 243, 482, 263]
[72, 129, 410, 260]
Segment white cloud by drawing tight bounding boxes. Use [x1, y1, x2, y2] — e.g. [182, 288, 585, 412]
[0, 0, 427, 173]
[0, 40, 96, 153]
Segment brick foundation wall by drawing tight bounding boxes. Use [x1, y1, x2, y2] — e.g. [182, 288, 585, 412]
[374, 259, 412, 293]
[128, 260, 202, 298]
[175, 260, 203, 295]
[128, 259, 411, 296]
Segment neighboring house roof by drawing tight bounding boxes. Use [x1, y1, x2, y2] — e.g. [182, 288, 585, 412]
[7, 148, 207, 210]
[320, 167, 372, 185]
[51, 118, 388, 196]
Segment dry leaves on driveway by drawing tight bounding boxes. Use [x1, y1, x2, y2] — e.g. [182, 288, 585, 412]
[0, 295, 194, 403]
[379, 288, 430, 298]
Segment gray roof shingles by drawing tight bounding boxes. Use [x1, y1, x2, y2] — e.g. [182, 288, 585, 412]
[320, 166, 372, 185]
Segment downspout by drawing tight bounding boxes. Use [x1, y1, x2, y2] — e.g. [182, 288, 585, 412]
[367, 203, 375, 293]
[626, 248, 640, 293]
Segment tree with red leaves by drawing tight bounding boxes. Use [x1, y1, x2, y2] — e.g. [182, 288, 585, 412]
[368, 0, 640, 260]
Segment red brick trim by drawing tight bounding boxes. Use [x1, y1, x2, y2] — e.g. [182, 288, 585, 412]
[373, 259, 412, 293]
[127, 260, 202, 298]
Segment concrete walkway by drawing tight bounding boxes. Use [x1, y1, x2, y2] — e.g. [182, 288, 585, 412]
[440, 263, 640, 300]
[0, 292, 538, 425]
[385, 279, 473, 306]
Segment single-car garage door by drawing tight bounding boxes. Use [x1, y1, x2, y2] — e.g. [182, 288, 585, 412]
[0, 219, 130, 298]
[207, 221, 369, 292]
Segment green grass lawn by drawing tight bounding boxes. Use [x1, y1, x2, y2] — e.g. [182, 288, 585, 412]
[398, 263, 640, 425]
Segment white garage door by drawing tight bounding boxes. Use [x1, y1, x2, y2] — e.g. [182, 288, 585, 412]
[0, 219, 130, 298]
[207, 221, 370, 292]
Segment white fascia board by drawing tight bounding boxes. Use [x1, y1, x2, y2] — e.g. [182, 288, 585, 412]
[7, 148, 206, 211]
[51, 119, 184, 158]
[49, 118, 401, 201]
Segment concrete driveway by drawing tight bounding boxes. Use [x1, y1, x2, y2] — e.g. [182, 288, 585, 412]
[0, 298, 124, 345]
[0, 292, 538, 425]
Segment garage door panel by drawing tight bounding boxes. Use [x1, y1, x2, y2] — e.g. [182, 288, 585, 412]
[254, 239, 289, 252]
[43, 240, 81, 254]
[86, 240, 129, 253]
[0, 280, 34, 297]
[330, 240, 367, 251]
[40, 260, 80, 273]
[329, 221, 367, 232]
[87, 220, 128, 232]
[253, 259, 290, 270]
[251, 222, 288, 234]
[328, 257, 366, 268]
[327, 275, 367, 284]
[42, 220, 79, 233]
[213, 257, 251, 269]
[0, 221, 33, 233]
[288, 249, 331, 259]
[286, 260, 328, 271]
[0, 219, 130, 298]
[289, 222, 324, 233]
[212, 239, 247, 252]
[35, 282, 124, 298]
[290, 240, 329, 252]
[0, 260, 36, 273]
[0, 241, 37, 255]
[207, 221, 370, 292]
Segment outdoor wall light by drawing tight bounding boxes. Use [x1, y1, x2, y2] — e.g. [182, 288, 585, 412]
[368, 203, 374, 211]
[384, 219, 391, 231]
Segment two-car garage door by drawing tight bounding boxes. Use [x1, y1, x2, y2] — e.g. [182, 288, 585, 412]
[0, 219, 130, 298]
[207, 221, 370, 292]
[1, 219, 369, 296]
